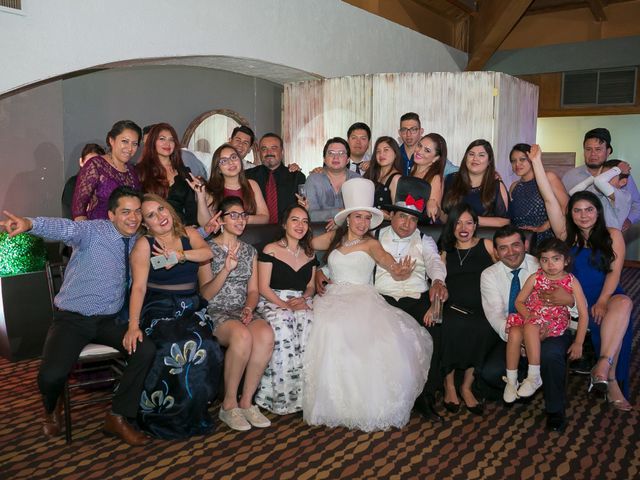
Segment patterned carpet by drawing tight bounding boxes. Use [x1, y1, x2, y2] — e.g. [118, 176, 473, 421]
[1, 270, 639, 480]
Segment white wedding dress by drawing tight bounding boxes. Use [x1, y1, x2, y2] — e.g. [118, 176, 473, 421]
[303, 250, 433, 431]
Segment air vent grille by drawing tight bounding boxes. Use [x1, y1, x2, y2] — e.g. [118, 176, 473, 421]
[562, 68, 636, 106]
[0, 0, 22, 10]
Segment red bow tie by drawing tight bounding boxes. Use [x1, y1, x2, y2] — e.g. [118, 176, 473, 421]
[405, 194, 424, 211]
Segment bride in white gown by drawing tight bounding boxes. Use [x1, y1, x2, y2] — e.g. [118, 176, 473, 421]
[303, 178, 433, 431]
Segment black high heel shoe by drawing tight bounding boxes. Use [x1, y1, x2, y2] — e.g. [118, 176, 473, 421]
[466, 402, 484, 416]
[589, 356, 612, 395]
[444, 401, 460, 413]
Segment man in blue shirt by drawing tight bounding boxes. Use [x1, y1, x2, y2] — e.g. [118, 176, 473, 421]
[0, 187, 155, 445]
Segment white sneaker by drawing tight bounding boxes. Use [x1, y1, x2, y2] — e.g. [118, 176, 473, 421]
[241, 405, 271, 428]
[219, 407, 251, 431]
[517, 376, 543, 398]
[502, 376, 519, 403]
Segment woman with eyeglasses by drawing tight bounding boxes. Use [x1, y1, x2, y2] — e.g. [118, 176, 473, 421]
[302, 137, 361, 227]
[136, 123, 198, 226]
[199, 196, 275, 431]
[191, 143, 269, 226]
[410, 133, 448, 223]
[72, 120, 142, 220]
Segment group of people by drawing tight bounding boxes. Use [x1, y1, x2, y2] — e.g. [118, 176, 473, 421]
[0, 115, 636, 445]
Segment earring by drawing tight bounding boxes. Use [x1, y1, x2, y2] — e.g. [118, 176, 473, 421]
[219, 224, 224, 233]
[346, 219, 350, 226]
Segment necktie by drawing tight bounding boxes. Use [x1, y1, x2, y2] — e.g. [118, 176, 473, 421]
[508, 268, 521, 314]
[266, 170, 278, 224]
[354, 162, 361, 175]
[117, 236, 131, 323]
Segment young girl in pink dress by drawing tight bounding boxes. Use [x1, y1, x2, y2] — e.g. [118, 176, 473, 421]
[503, 238, 589, 403]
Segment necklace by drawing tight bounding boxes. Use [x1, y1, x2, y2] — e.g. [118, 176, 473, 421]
[279, 240, 301, 258]
[456, 243, 475, 266]
[343, 237, 363, 248]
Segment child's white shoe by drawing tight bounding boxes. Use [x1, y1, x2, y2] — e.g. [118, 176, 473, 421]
[517, 376, 543, 398]
[502, 376, 519, 403]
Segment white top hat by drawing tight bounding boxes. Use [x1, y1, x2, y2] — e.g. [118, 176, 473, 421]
[333, 178, 384, 229]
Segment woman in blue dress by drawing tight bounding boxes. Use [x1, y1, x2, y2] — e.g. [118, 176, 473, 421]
[123, 194, 224, 439]
[508, 143, 568, 247]
[529, 145, 633, 411]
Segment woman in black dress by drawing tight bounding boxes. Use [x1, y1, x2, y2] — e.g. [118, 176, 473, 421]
[439, 203, 498, 415]
[255, 205, 317, 414]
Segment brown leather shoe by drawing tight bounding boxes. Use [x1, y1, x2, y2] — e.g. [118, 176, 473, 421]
[103, 412, 149, 446]
[42, 399, 63, 437]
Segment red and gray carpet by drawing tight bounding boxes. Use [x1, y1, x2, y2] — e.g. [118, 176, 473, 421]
[1, 269, 639, 479]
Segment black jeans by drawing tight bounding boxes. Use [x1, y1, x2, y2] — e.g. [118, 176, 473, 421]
[37, 310, 155, 418]
[382, 291, 442, 396]
[478, 330, 573, 414]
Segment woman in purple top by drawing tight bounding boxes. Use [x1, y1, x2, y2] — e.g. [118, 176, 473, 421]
[72, 120, 142, 220]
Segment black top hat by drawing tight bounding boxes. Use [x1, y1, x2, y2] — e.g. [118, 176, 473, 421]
[383, 176, 432, 219]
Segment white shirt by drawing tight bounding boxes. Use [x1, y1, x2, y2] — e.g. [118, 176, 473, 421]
[480, 254, 539, 342]
[375, 226, 446, 300]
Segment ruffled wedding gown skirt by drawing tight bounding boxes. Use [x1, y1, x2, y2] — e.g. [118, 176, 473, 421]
[303, 251, 432, 431]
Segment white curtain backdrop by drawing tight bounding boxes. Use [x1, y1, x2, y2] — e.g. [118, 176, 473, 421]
[283, 72, 538, 179]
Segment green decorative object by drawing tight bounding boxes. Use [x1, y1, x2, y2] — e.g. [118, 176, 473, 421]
[0, 232, 47, 276]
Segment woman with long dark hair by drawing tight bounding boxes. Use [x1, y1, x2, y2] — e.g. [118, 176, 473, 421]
[438, 203, 497, 415]
[72, 120, 141, 220]
[442, 139, 509, 227]
[136, 123, 198, 225]
[530, 144, 633, 411]
[363, 136, 402, 217]
[193, 143, 269, 226]
[255, 205, 317, 415]
[411, 133, 447, 222]
[508, 143, 568, 245]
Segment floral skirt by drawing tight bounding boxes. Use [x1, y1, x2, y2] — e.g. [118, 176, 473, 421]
[137, 291, 223, 439]
[255, 289, 313, 415]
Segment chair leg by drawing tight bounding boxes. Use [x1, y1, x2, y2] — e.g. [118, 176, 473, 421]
[63, 381, 72, 444]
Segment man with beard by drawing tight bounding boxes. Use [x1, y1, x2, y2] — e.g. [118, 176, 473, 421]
[246, 133, 306, 224]
[562, 128, 640, 231]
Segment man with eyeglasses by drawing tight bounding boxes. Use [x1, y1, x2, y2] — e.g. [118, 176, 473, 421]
[562, 128, 640, 231]
[398, 112, 424, 176]
[245, 133, 306, 224]
[304, 137, 360, 226]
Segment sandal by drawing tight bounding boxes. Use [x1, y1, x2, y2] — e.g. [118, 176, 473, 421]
[588, 356, 612, 395]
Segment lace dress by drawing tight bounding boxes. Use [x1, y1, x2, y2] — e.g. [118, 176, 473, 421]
[137, 237, 223, 439]
[303, 250, 433, 431]
[205, 241, 264, 328]
[255, 253, 317, 414]
[71, 155, 140, 219]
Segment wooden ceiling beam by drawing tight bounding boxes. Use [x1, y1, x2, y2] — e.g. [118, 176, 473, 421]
[586, 0, 608, 21]
[465, 0, 534, 71]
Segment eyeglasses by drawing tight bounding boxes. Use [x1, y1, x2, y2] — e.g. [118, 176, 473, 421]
[326, 150, 347, 158]
[219, 154, 240, 166]
[399, 127, 420, 134]
[619, 173, 630, 180]
[222, 211, 249, 220]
